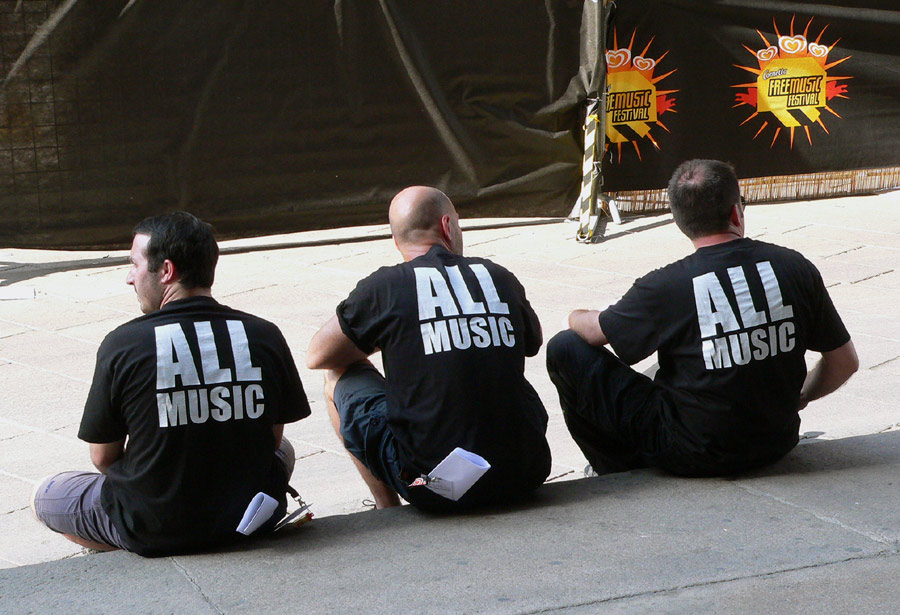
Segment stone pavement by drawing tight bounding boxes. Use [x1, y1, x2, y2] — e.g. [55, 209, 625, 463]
[0, 191, 898, 613]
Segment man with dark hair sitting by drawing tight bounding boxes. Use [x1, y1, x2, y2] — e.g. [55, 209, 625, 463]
[32, 212, 310, 556]
[547, 159, 859, 477]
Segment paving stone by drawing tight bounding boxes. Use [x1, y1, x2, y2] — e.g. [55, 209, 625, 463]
[0, 362, 89, 431]
[755, 232, 857, 259]
[222, 285, 343, 329]
[285, 416, 345, 459]
[0, 473, 34, 515]
[0, 330, 96, 382]
[815, 259, 893, 286]
[502, 255, 630, 290]
[839, 310, 900, 340]
[35, 266, 132, 302]
[54, 315, 133, 345]
[827, 283, 900, 317]
[838, 367, 900, 404]
[578, 554, 900, 615]
[173, 474, 887, 615]
[799, 390, 900, 441]
[739, 431, 900, 543]
[0, 321, 30, 339]
[0, 507, 83, 567]
[90, 291, 144, 317]
[843, 333, 900, 370]
[794, 224, 900, 250]
[0, 431, 88, 483]
[0, 418, 29, 440]
[290, 448, 378, 518]
[858, 269, 900, 291]
[546, 413, 588, 471]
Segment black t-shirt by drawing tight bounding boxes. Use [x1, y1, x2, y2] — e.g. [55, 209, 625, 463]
[337, 245, 551, 500]
[599, 238, 849, 469]
[79, 296, 310, 556]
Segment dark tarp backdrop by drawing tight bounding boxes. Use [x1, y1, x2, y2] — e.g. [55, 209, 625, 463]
[1, 0, 594, 248]
[601, 0, 900, 191]
[4, 1, 899, 249]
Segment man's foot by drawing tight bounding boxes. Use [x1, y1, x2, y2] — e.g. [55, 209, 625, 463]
[584, 464, 598, 478]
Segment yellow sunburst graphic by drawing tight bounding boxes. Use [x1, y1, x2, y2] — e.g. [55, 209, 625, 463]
[604, 29, 677, 162]
[733, 16, 851, 148]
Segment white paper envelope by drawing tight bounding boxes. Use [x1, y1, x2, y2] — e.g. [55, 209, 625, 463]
[426, 447, 491, 501]
[236, 492, 279, 535]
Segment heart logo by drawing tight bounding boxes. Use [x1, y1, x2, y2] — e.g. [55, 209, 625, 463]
[632, 56, 656, 71]
[606, 49, 631, 69]
[756, 46, 778, 62]
[809, 43, 829, 58]
[779, 35, 807, 55]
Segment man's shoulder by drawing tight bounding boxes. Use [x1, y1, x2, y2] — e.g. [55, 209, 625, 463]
[99, 313, 154, 350]
[458, 254, 520, 281]
[352, 262, 409, 294]
[205, 302, 282, 332]
[740, 237, 806, 257]
[101, 301, 283, 348]
[669, 238, 810, 271]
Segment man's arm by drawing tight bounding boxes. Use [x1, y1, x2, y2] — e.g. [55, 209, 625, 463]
[798, 339, 859, 410]
[89, 439, 125, 474]
[306, 315, 370, 370]
[272, 424, 284, 450]
[568, 309, 609, 347]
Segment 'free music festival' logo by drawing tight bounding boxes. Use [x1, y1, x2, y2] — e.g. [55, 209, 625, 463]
[603, 30, 677, 162]
[733, 16, 851, 148]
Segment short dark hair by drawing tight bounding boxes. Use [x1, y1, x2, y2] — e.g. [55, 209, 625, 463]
[133, 212, 218, 289]
[667, 159, 741, 239]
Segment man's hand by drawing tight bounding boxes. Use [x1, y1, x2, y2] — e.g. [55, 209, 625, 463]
[89, 439, 125, 474]
[798, 340, 859, 410]
[307, 315, 369, 371]
[568, 309, 609, 347]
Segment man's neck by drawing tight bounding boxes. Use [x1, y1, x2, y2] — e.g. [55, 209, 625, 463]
[691, 231, 742, 250]
[159, 285, 213, 309]
[399, 239, 452, 262]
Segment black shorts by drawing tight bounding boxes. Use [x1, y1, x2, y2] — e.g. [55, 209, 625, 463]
[334, 364, 413, 499]
[334, 364, 469, 511]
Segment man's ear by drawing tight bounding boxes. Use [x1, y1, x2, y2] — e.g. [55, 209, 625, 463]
[729, 203, 742, 226]
[158, 259, 177, 285]
[439, 214, 453, 242]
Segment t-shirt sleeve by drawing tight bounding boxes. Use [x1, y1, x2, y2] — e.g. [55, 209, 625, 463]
[805, 263, 851, 353]
[513, 275, 542, 357]
[271, 328, 311, 424]
[78, 335, 128, 443]
[336, 270, 391, 355]
[597, 273, 662, 365]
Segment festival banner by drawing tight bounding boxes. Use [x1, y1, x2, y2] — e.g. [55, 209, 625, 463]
[601, 1, 900, 191]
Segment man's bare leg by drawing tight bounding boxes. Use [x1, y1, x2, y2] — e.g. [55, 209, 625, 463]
[62, 534, 119, 552]
[323, 367, 401, 509]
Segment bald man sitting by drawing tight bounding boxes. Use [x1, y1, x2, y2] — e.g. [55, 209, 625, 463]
[307, 187, 551, 511]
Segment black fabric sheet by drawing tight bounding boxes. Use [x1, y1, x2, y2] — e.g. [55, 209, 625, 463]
[601, 1, 900, 191]
[5, 1, 899, 248]
[0, 1, 593, 248]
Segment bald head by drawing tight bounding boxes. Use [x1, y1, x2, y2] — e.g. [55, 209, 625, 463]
[389, 186, 462, 259]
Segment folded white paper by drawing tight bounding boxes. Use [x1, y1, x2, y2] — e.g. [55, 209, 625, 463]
[425, 447, 491, 501]
[236, 492, 278, 535]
